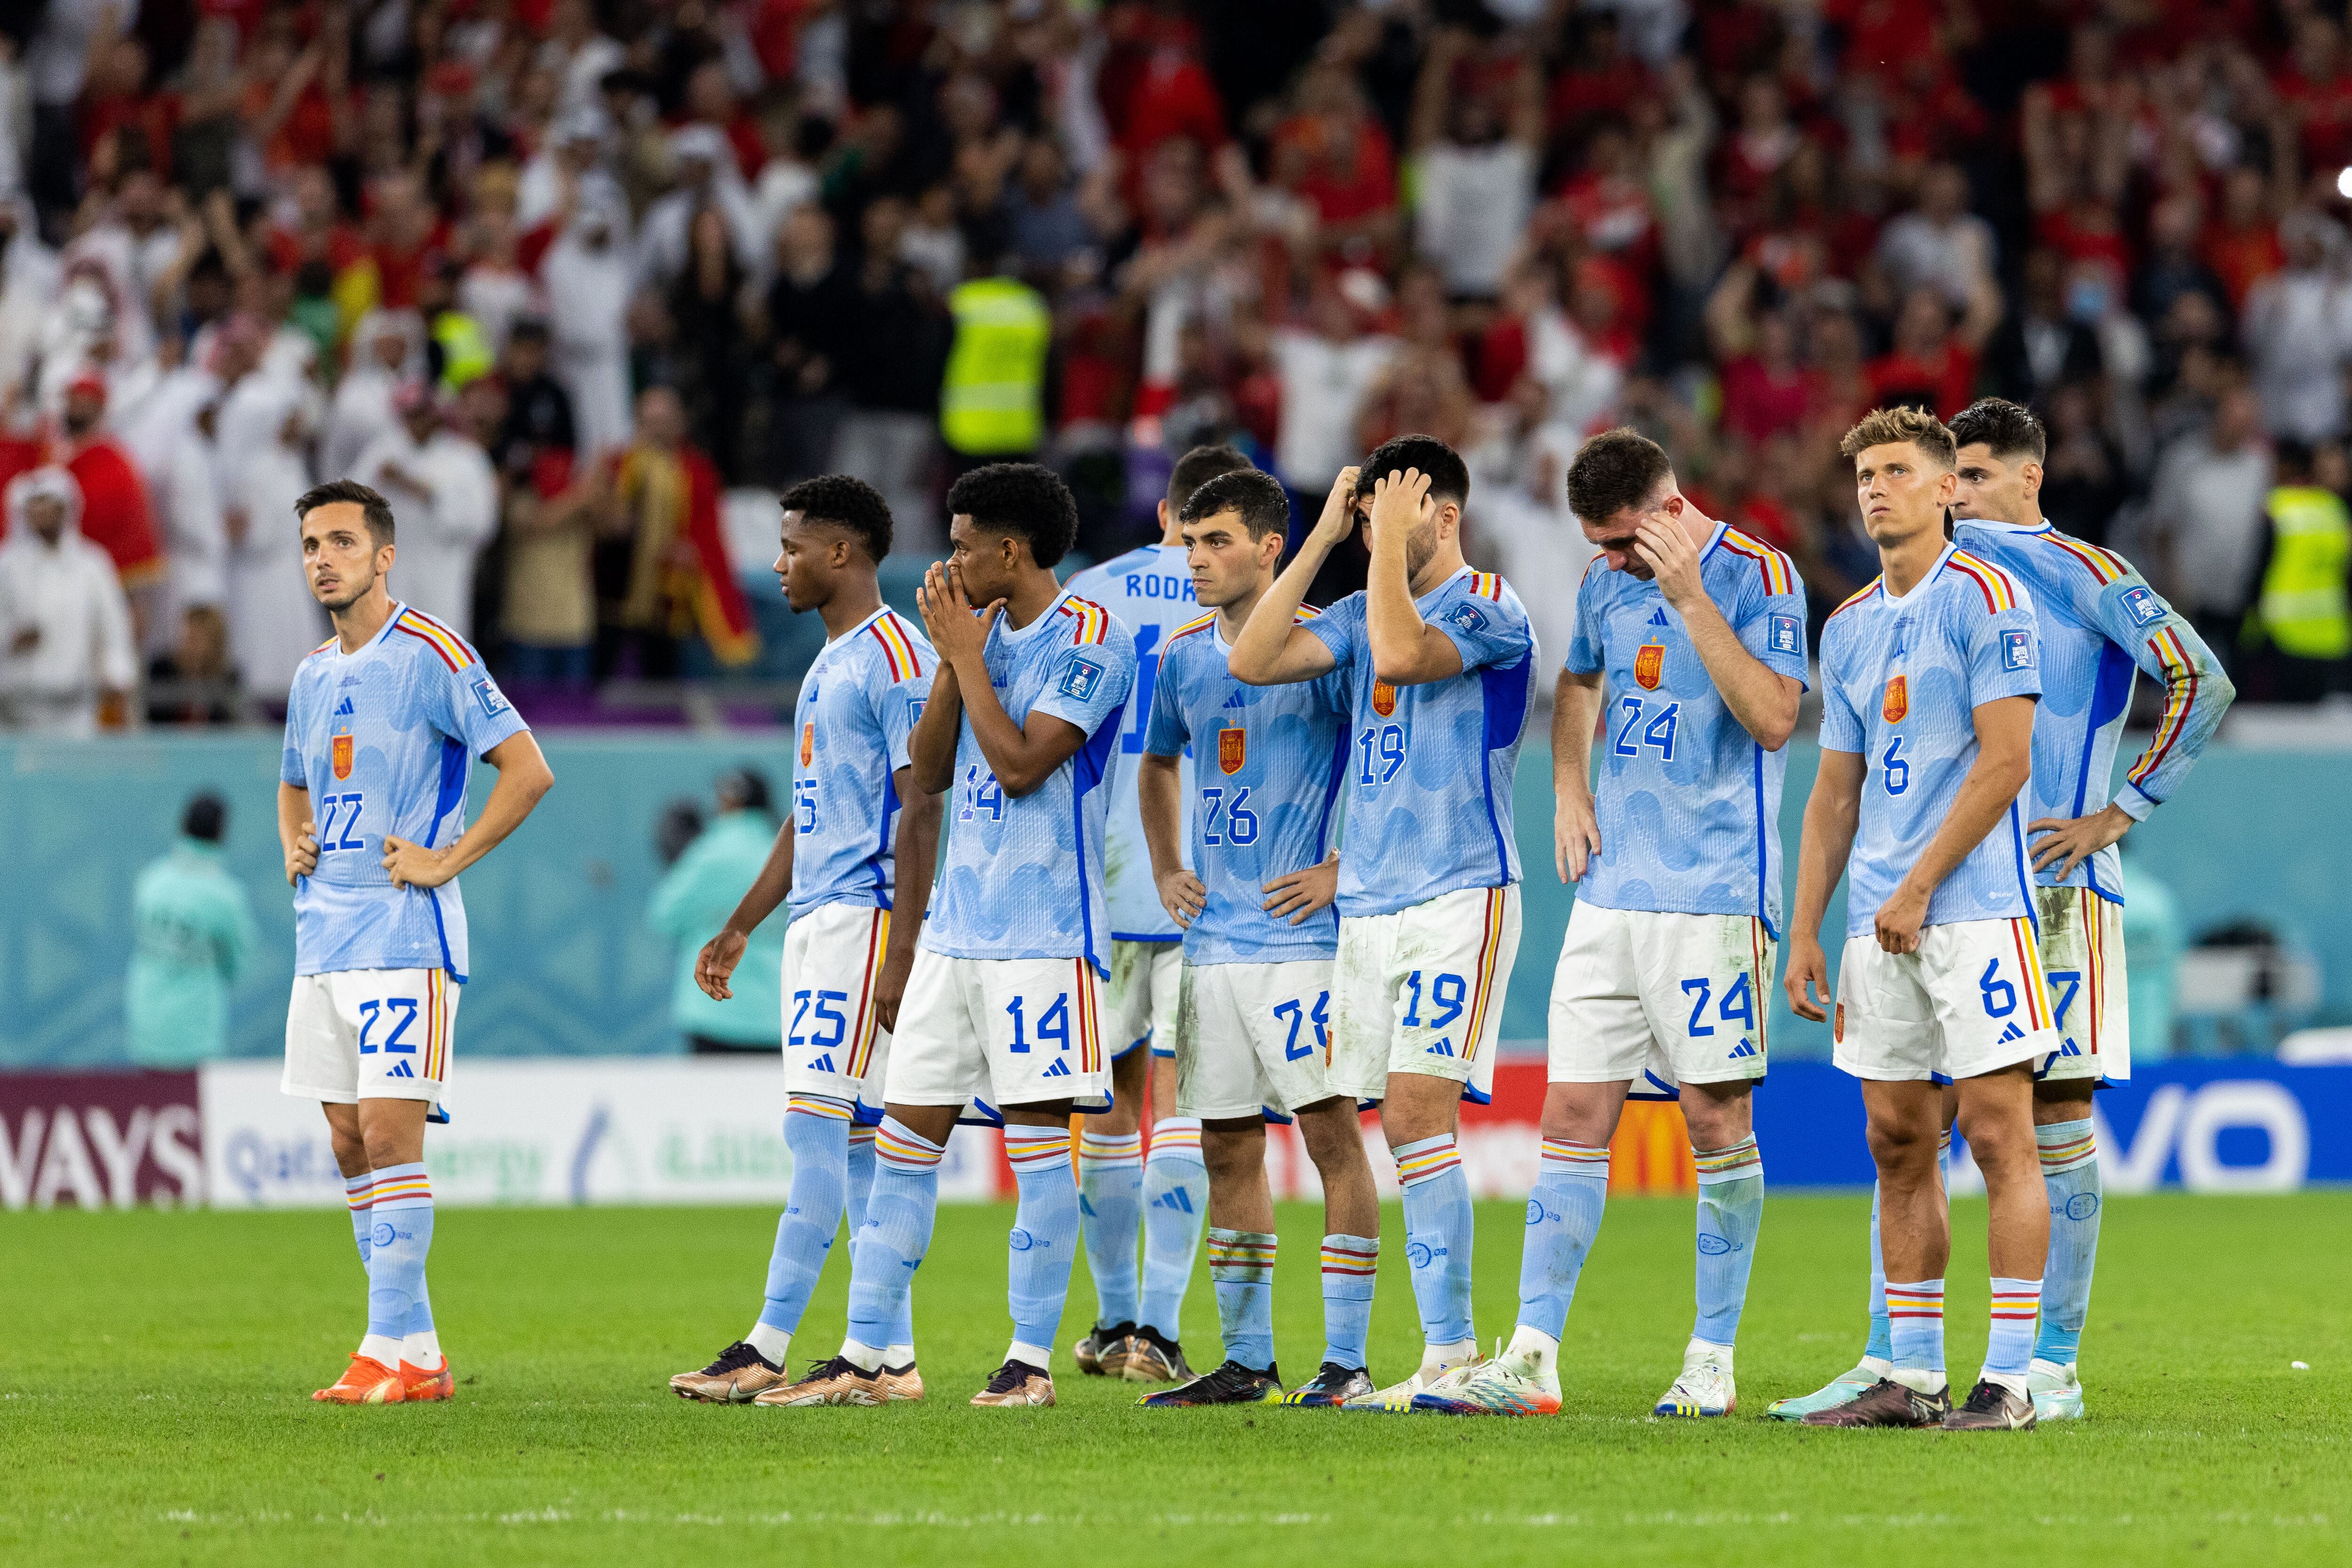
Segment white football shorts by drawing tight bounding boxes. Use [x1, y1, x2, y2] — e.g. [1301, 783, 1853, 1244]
[1834, 916, 2060, 1082]
[1547, 902, 1775, 1098]
[283, 967, 456, 1104]
[1173, 958, 1340, 1120]
[1106, 938, 1183, 1060]
[2032, 884, 2131, 1084]
[884, 947, 1112, 1114]
[782, 900, 894, 1114]
[1330, 884, 1520, 1104]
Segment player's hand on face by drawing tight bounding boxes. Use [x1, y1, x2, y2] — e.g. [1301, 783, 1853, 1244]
[380, 835, 454, 890]
[1262, 851, 1338, 925]
[1367, 469, 1433, 548]
[1873, 882, 1929, 955]
[1783, 936, 1831, 1022]
[873, 946, 914, 1033]
[694, 927, 747, 1001]
[2027, 803, 2133, 880]
[1157, 865, 1208, 928]
[1312, 466, 1363, 547]
[917, 561, 1002, 667]
[285, 820, 319, 885]
[1554, 789, 1602, 882]
[1632, 514, 1703, 609]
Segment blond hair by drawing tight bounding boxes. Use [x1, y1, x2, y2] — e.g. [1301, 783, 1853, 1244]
[1838, 406, 1957, 470]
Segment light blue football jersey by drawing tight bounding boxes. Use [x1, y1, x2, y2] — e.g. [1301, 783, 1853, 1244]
[1818, 545, 2043, 939]
[1565, 524, 1809, 934]
[1144, 609, 1351, 965]
[1064, 543, 1197, 941]
[1301, 569, 1538, 918]
[923, 589, 1137, 975]
[788, 606, 935, 917]
[280, 605, 531, 979]
[1953, 520, 2233, 903]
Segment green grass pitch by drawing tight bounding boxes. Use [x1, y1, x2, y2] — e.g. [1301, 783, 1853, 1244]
[3, 1193, 2346, 1567]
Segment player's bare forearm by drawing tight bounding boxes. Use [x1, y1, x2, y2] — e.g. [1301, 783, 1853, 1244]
[1138, 751, 1187, 880]
[1231, 467, 1354, 685]
[278, 781, 318, 885]
[889, 769, 942, 937]
[957, 673, 1084, 797]
[391, 731, 553, 887]
[906, 660, 961, 794]
[1681, 597, 1800, 750]
[720, 818, 796, 939]
[1363, 519, 1460, 686]
[1551, 669, 1603, 881]
[1895, 696, 2035, 907]
[1791, 749, 1863, 945]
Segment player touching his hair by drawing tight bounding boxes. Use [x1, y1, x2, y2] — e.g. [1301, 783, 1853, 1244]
[1422, 428, 1806, 1419]
[1785, 407, 2054, 1432]
[1230, 435, 1538, 1413]
[670, 475, 943, 1406]
[1771, 399, 2234, 1424]
[278, 480, 554, 1405]
[1128, 467, 1383, 1409]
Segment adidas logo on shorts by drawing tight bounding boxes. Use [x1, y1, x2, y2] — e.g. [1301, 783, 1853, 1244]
[1043, 1058, 1072, 1078]
[1424, 1038, 1455, 1058]
[1727, 1037, 1760, 1059]
[809, 1053, 835, 1073]
[1998, 1022, 2026, 1043]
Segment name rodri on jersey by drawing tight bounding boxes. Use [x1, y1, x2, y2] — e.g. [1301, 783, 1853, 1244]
[788, 607, 934, 917]
[280, 606, 530, 979]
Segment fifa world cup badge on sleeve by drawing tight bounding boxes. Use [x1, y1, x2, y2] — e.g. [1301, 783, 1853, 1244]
[1770, 613, 1801, 654]
[1219, 726, 1246, 775]
[1372, 679, 1397, 716]
[332, 733, 352, 780]
[473, 678, 512, 716]
[1635, 642, 1665, 690]
[1059, 655, 1104, 701]
[2121, 585, 2168, 626]
[1883, 676, 1908, 723]
[2002, 629, 2035, 671]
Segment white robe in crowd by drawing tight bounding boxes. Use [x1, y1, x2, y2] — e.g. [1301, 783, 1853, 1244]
[217, 376, 326, 701]
[349, 426, 500, 639]
[324, 310, 426, 479]
[113, 364, 228, 623]
[541, 216, 635, 460]
[0, 475, 137, 736]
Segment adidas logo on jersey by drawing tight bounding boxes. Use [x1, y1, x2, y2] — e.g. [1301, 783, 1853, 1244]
[1998, 1022, 2026, 1043]
[1153, 1188, 1194, 1214]
[334, 696, 356, 716]
[1222, 689, 1248, 708]
[2059, 1038, 2082, 1056]
[1042, 1058, 1072, 1078]
[1424, 1038, 1455, 1058]
[1648, 609, 1669, 628]
[1727, 1037, 1760, 1059]
[808, 1053, 835, 1073]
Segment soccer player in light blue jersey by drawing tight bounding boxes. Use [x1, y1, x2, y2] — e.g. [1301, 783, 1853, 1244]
[1125, 466, 1382, 1410]
[1784, 406, 2056, 1433]
[276, 480, 553, 1405]
[818, 462, 1136, 1410]
[1771, 399, 2236, 1425]
[1230, 435, 1538, 1412]
[667, 476, 943, 1409]
[1058, 445, 1252, 1384]
[1424, 428, 1806, 1420]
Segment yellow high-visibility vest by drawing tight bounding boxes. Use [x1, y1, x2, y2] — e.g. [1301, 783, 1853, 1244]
[2259, 484, 2352, 660]
[940, 277, 1050, 456]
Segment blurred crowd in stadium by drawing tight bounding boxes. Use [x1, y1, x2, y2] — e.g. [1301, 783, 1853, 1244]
[2, 0, 2351, 733]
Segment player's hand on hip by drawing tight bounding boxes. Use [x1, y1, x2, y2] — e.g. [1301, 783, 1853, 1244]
[1873, 883, 1928, 955]
[694, 928, 747, 1001]
[1262, 851, 1338, 925]
[873, 946, 914, 1033]
[380, 835, 454, 890]
[1311, 466, 1362, 549]
[1554, 790, 1601, 882]
[285, 822, 318, 885]
[1158, 865, 1208, 928]
[2027, 803, 2132, 880]
[1784, 936, 1831, 1022]
[1632, 514, 1704, 609]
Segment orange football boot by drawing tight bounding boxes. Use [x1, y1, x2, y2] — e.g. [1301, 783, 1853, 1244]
[314, 1354, 405, 1404]
[399, 1359, 454, 1401]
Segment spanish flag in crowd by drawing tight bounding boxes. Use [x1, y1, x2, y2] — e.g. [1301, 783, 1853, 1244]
[613, 442, 759, 668]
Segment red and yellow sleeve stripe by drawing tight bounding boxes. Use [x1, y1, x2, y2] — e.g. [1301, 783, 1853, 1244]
[1825, 580, 1881, 627]
[1719, 530, 1796, 596]
[2040, 532, 2126, 585]
[1058, 597, 1112, 645]
[1947, 552, 2021, 613]
[2128, 626, 2199, 787]
[394, 610, 473, 671]
[868, 613, 925, 682]
[1466, 571, 1503, 600]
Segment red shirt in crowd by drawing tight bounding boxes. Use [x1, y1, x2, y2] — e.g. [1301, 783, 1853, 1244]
[1718, 356, 1815, 445]
[1865, 341, 1979, 421]
[0, 437, 164, 587]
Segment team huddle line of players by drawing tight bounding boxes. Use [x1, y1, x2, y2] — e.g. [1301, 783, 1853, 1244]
[273, 397, 2229, 1429]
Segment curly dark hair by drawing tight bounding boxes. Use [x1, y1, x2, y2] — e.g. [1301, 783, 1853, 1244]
[779, 473, 894, 561]
[945, 462, 1080, 568]
[1358, 434, 1469, 508]
[1563, 427, 1674, 526]
[294, 478, 396, 547]
[1179, 468, 1292, 540]
[1949, 398, 2048, 463]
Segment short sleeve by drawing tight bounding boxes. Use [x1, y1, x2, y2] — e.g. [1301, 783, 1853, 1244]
[1960, 588, 2044, 706]
[279, 683, 309, 787]
[1031, 634, 1136, 735]
[1562, 566, 1605, 675]
[1817, 633, 1864, 753]
[1142, 645, 1191, 757]
[1736, 573, 1812, 689]
[1432, 590, 1533, 674]
[423, 643, 532, 757]
[1299, 594, 1362, 669]
[874, 664, 932, 775]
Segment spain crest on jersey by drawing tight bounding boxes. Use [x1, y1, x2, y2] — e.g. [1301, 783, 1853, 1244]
[1634, 641, 1665, 691]
[1218, 726, 1246, 775]
[1372, 679, 1397, 717]
[800, 722, 815, 766]
[1883, 675, 1908, 723]
[332, 733, 353, 780]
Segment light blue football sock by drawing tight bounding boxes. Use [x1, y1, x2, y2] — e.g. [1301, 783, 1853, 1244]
[1517, 1138, 1610, 1340]
[363, 1163, 434, 1344]
[1208, 1228, 1277, 1372]
[1886, 1278, 1945, 1384]
[344, 1172, 374, 1268]
[1692, 1136, 1764, 1347]
[1003, 1126, 1082, 1353]
[2034, 1119, 2100, 1364]
[1078, 1128, 1144, 1329]
[1986, 1276, 2042, 1381]
[757, 1101, 850, 1340]
[844, 1118, 942, 1356]
[1395, 1133, 1476, 1347]
[847, 1124, 913, 1349]
[1138, 1119, 1205, 1339]
[1320, 1234, 1378, 1369]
